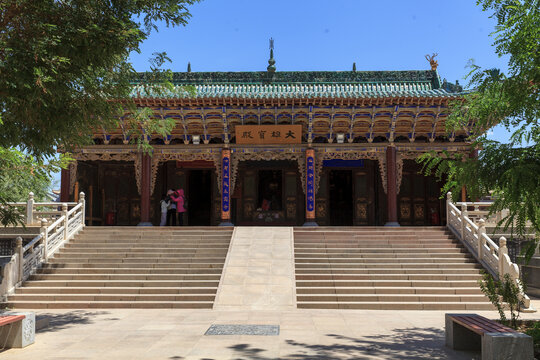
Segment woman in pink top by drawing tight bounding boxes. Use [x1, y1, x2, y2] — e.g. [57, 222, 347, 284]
[170, 188, 187, 226]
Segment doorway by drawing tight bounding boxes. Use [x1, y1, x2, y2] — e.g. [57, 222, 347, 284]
[329, 170, 353, 226]
[187, 170, 212, 225]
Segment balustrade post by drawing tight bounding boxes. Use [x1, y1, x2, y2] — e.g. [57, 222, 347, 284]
[477, 219, 486, 260]
[26, 192, 34, 225]
[446, 192, 452, 226]
[498, 236, 508, 279]
[62, 203, 69, 240]
[460, 203, 468, 239]
[16, 237, 23, 283]
[41, 219, 49, 262]
[79, 192, 86, 227]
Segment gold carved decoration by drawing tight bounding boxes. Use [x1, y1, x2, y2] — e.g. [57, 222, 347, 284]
[286, 201, 296, 219]
[414, 203, 425, 219]
[320, 149, 387, 193]
[316, 202, 326, 218]
[230, 148, 305, 195]
[400, 204, 411, 219]
[152, 150, 222, 194]
[356, 203, 368, 220]
[395, 148, 469, 194]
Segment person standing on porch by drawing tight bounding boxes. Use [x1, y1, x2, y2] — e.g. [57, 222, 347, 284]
[170, 188, 187, 226]
[166, 189, 177, 226]
[159, 194, 170, 226]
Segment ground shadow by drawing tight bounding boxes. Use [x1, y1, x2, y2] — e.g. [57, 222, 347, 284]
[227, 327, 478, 360]
[37, 310, 114, 333]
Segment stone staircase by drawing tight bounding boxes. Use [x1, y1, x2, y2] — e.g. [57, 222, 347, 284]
[6, 227, 233, 309]
[294, 227, 494, 310]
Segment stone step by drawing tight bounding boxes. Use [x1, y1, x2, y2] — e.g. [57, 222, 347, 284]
[295, 244, 462, 249]
[42, 262, 224, 269]
[294, 253, 471, 258]
[29, 274, 222, 281]
[9, 294, 216, 302]
[296, 279, 481, 287]
[295, 287, 484, 295]
[295, 257, 475, 264]
[296, 302, 495, 310]
[5, 301, 214, 309]
[295, 274, 482, 281]
[22, 280, 219, 287]
[64, 243, 230, 248]
[49, 257, 227, 263]
[15, 287, 218, 295]
[54, 250, 228, 256]
[296, 294, 489, 302]
[295, 248, 467, 253]
[294, 263, 479, 269]
[294, 268, 480, 275]
[73, 237, 232, 242]
[56, 249, 229, 255]
[38, 267, 223, 275]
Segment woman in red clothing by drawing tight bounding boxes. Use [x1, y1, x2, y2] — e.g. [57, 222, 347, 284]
[170, 188, 187, 226]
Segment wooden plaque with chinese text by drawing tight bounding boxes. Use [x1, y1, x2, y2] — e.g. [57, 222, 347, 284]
[235, 125, 302, 144]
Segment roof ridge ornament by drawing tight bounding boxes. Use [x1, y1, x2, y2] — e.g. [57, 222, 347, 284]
[187, 62, 191, 72]
[267, 38, 276, 73]
[352, 62, 356, 72]
[425, 53, 438, 71]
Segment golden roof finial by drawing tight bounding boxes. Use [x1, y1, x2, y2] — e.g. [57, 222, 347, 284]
[425, 53, 439, 71]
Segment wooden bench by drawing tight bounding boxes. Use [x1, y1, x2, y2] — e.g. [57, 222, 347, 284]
[445, 313, 533, 360]
[0, 312, 35, 349]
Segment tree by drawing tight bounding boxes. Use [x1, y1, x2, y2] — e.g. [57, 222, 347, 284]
[421, 0, 539, 245]
[0, 1, 198, 225]
[0, 145, 68, 226]
[0, 0, 198, 158]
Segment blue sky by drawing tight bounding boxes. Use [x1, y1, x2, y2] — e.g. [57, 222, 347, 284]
[129, 0, 511, 141]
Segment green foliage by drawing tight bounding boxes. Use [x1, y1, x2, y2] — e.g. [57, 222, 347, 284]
[0, 0, 198, 158]
[479, 272, 522, 329]
[525, 321, 540, 353]
[0, 146, 69, 226]
[418, 0, 539, 252]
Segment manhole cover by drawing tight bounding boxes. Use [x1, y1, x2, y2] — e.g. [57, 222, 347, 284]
[205, 324, 279, 336]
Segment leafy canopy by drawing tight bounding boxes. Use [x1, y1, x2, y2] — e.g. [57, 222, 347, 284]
[420, 0, 539, 239]
[0, 0, 198, 158]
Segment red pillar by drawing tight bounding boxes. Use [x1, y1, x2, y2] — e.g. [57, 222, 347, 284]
[60, 167, 70, 202]
[385, 145, 399, 226]
[138, 153, 152, 226]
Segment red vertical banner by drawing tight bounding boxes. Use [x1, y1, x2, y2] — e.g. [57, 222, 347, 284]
[305, 148, 316, 223]
[220, 149, 231, 224]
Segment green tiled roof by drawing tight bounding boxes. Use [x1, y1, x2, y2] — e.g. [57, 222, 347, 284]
[131, 70, 464, 99]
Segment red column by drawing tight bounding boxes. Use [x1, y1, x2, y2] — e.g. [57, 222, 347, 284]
[385, 145, 399, 226]
[303, 148, 318, 226]
[138, 153, 152, 226]
[60, 167, 70, 202]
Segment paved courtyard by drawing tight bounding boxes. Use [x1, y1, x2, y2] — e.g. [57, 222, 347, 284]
[2, 301, 539, 360]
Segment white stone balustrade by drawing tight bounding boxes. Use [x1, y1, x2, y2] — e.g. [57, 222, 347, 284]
[4, 192, 79, 226]
[446, 192, 535, 312]
[0, 192, 86, 300]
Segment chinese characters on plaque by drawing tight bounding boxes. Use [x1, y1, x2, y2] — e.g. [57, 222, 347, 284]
[221, 154, 230, 215]
[235, 125, 302, 144]
[306, 151, 315, 215]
